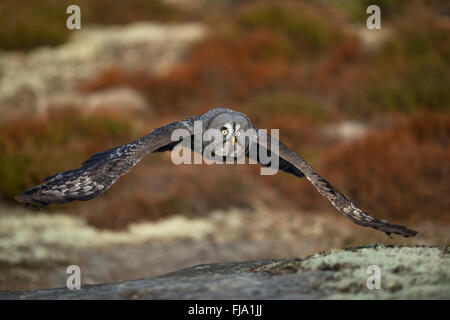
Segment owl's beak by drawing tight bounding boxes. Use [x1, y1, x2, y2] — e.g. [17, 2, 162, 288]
[231, 136, 236, 146]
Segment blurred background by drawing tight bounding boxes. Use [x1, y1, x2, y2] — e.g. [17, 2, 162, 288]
[0, 0, 448, 291]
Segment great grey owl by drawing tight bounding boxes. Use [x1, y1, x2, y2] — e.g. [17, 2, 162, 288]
[15, 108, 417, 238]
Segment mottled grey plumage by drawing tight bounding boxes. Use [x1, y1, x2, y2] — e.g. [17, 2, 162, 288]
[16, 108, 417, 238]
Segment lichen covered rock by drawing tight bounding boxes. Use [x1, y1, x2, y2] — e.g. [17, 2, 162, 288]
[1, 245, 448, 299]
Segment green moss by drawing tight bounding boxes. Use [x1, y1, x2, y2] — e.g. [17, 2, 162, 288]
[332, 0, 409, 23]
[247, 93, 329, 121]
[237, 4, 346, 59]
[0, 0, 180, 50]
[265, 245, 450, 299]
[342, 7, 450, 117]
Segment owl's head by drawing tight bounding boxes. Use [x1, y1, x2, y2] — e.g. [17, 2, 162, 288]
[205, 110, 252, 158]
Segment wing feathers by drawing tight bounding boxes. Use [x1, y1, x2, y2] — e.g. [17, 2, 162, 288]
[247, 144, 305, 178]
[16, 116, 199, 207]
[16, 108, 418, 238]
[256, 130, 418, 238]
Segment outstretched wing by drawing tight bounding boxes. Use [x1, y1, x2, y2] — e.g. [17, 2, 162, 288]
[247, 143, 305, 179]
[15, 116, 200, 207]
[253, 129, 418, 238]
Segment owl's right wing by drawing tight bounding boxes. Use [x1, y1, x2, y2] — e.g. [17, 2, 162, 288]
[251, 129, 418, 238]
[15, 115, 201, 207]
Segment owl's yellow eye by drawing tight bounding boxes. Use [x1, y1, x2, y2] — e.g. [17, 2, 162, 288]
[236, 131, 241, 136]
[221, 129, 227, 135]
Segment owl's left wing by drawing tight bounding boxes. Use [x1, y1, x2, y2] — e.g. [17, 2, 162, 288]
[15, 115, 201, 207]
[252, 129, 418, 238]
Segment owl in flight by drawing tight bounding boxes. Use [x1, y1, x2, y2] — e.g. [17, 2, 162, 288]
[16, 108, 417, 238]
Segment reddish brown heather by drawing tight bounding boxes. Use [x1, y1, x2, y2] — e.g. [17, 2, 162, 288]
[318, 113, 450, 225]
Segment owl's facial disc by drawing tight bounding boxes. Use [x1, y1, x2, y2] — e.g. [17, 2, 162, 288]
[206, 112, 250, 159]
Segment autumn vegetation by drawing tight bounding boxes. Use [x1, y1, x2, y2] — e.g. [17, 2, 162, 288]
[0, 0, 448, 229]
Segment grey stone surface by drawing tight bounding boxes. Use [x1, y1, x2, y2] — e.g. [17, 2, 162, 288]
[1, 246, 448, 300]
[0, 259, 329, 300]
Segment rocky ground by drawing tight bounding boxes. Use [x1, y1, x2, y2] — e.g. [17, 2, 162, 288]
[1, 245, 448, 299]
[0, 205, 448, 293]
